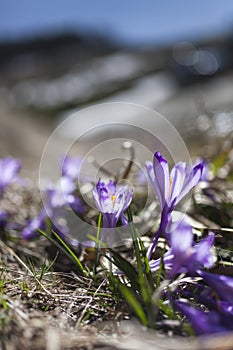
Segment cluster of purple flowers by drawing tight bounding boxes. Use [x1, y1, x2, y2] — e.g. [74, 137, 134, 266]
[0, 155, 84, 239]
[22, 155, 84, 239]
[144, 152, 233, 334]
[0, 151, 232, 335]
[92, 151, 233, 335]
[92, 152, 214, 276]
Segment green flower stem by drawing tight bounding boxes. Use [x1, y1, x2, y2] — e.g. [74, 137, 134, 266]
[94, 213, 102, 276]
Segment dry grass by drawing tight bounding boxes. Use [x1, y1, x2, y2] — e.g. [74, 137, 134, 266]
[0, 237, 128, 349]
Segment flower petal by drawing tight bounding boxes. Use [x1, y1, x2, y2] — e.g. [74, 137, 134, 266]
[0, 157, 21, 194]
[153, 152, 169, 207]
[0, 210, 8, 229]
[107, 180, 116, 196]
[175, 301, 229, 335]
[145, 161, 163, 209]
[120, 213, 128, 226]
[61, 155, 81, 180]
[177, 162, 204, 202]
[102, 213, 118, 228]
[22, 210, 46, 239]
[113, 187, 128, 219]
[60, 176, 75, 195]
[94, 180, 113, 213]
[149, 249, 174, 272]
[192, 232, 215, 269]
[169, 162, 186, 204]
[198, 270, 233, 304]
[170, 220, 193, 253]
[145, 152, 170, 209]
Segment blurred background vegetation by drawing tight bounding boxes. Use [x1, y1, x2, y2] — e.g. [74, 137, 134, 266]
[0, 0, 233, 178]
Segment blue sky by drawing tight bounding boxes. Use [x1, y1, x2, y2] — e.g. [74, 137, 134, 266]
[1, 0, 233, 44]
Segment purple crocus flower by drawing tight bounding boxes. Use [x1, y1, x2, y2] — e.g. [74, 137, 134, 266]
[22, 187, 65, 240]
[22, 209, 47, 239]
[145, 152, 204, 258]
[175, 300, 233, 335]
[93, 179, 133, 228]
[149, 220, 215, 278]
[0, 157, 21, 196]
[145, 152, 204, 211]
[22, 179, 80, 239]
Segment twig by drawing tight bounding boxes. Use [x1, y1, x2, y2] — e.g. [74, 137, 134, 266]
[76, 277, 107, 326]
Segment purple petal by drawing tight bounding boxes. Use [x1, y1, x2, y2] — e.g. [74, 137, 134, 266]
[175, 301, 230, 335]
[177, 162, 204, 202]
[61, 155, 81, 180]
[200, 160, 210, 182]
[145, 160, 165, 210]
[96, 180, 109, 201]
[22, 210, 46, 239]
[166, 223, 214, 278]
[122, 187, 133, 212]
[60, 176, 76, 195]
[192, 232, 215, 269]
[93, 180, 114, 214]
[106, 180, 116, 196]
[169, 162, 186, 204]
[100, 196, 114, 213]
[149, 249, 174, 272]
[170, 220, 193, 254]
[0, 210, 8, 228]
[198, 270, 233, 304]
[113, 187, 129, 218]
[120, 213, 128, 226]
[92, 187, 103, 212]
[153, 152, 169, 207]
[93, 181, 113, 213]
[46, 188, 66, 210]
[0, 157, 21, 194]
[102, 213, 118, 228]
[145, 161, 163, 208]
[66, 194, 85, 214]
[220, 301, 233, 315]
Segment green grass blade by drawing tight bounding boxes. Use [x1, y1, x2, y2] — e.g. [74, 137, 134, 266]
[106, 249, 140, 291]
[136, 228, 154, 291]
[51, 229, 87, 275]
[126, 208, 144, 275]
[88, 232, 140, 289]
[127, 207, 153, 304]
[94, 213, 102, 275]
[118, 283, 148, 326]
[37, 228, 88, 277]
[158, 299, 176, 320]
[156, 246, 166, 287]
